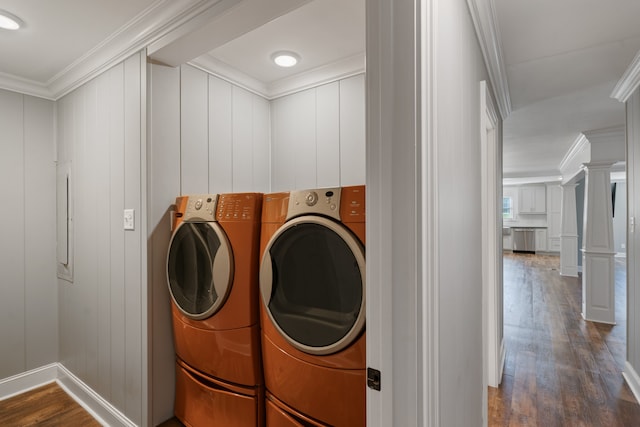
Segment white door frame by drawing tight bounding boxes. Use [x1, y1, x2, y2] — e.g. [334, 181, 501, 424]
[480, 81, 504, 397]
[366, 0, 436, 425]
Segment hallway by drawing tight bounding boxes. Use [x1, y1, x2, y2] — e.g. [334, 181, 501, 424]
[489, 253, 640, 426]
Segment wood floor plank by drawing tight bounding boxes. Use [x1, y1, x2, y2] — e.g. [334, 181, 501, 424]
[0, 382, 101, 427]
[490, 254, 640, 427]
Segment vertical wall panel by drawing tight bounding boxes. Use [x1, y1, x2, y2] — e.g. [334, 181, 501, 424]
[149, 63, 181, 425]
[181, 65, 209, 194]
[628, 89, 640, 382]
[107, 63, 126, 412]
[209, 75, 233, 193]
[123, 54, 143, 425]
[316, 82, 341, 187]
[58, 94, 73, 371]
[232, 86, 254, 192]
[83, 79, 100, 391]
[0, 90, 26, 379]
[95, 71, 113, 400]
[271, 97, 297, 191]
[23, 96, 57, 371]
[339, 74, 366, 186]
[252, 96, 271, 192]
[72, 84, 88, 378]
[293, 90, 317, 189]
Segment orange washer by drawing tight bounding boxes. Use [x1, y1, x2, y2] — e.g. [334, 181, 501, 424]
[259, 186, 366, 427]
[167, 193, 264, 426]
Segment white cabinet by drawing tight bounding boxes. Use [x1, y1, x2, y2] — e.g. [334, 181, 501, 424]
[535, 228, 548, 252]
[519, 186, 546, 214]
[503, 233, 512, 251]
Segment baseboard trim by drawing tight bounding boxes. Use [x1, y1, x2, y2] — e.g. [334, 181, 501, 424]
[623, 361, 640, 405]
[0, 364, 58, 401]
[0, 364, 136, 427]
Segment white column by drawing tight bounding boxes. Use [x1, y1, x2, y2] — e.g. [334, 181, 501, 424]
[560, 183, 579, 277]
[581, 161, 616, 324]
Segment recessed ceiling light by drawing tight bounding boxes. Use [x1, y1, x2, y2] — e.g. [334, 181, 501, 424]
[0, 10, 23, 30]
[272, 51, 300, 68]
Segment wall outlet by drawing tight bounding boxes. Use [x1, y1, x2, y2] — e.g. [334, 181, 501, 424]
[124, 209, 135, 230]
[621, 243, 626, 249]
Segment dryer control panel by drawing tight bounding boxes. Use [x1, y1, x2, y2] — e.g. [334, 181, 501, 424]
[181, 194, 218, 222]
[287, 187, 342, 221]
[217, 193, 262, 222]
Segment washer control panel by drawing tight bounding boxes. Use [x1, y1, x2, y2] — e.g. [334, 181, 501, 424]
[181, 194, 218, 222]
[287, 187, 341, 221]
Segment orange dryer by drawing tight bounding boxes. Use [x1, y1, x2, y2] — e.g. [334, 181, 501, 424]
[167, 193, 264, 427]
[259, 186, 366, 427]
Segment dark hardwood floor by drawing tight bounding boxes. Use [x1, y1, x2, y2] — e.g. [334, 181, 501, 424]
[490, 253, 640, 426]
[0, 382, 101, 426]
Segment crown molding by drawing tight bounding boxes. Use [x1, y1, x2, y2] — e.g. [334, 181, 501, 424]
[466, 0, 511, 119]
[559, 133, 589, 173]
[611, 48, 640, 103]
[267, 53, 365, 99]
[0, 71, 54, 100]
[502, 175, 563, 186]
[0, 0, 226, 100]
[188, 55, 270, 98]
[583, 124, 625, 145]
[190, 52, 365, 100]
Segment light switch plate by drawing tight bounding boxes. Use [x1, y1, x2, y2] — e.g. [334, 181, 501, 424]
[124, 209, 135, 230]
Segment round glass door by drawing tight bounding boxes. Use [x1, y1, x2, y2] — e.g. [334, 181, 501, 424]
[260, 216, 365, 355]
[167, 221, 233, 320]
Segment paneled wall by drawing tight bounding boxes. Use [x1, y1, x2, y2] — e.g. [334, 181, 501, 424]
[435, 0, 493, 425]
[178, 64, 271, 194]
[0, 90, 57, 379]
[271, 74, 366, 191]
[56, 52, 146, 426]
[627, 87, 640, 392]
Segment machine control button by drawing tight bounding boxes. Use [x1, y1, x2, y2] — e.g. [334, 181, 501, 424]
[194, 199, 203, 210]
[330, 204, 337, 210]
[305, 191, 318, 206]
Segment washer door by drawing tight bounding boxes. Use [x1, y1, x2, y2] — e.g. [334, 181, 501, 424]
[167, 221, 234, 320]
[260, 216, 365, 355]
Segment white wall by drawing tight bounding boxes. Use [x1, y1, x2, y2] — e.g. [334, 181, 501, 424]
[271, 74, 366, 190]
[612, 180, 627, 255]
[56, 52, 146, 426]
[436, 1, 494, 424]
[626, 87, 640, 391]
[0, 90, 57, 379]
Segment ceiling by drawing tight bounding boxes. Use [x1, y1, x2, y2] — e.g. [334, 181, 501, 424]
[0, 0, 639, 181]
[0, 0, 158, 83]
[495, 0, 640, 179]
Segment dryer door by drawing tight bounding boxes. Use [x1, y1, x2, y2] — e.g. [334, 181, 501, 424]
[167, 221, 234, 320]
[260, 215, 365, 355]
